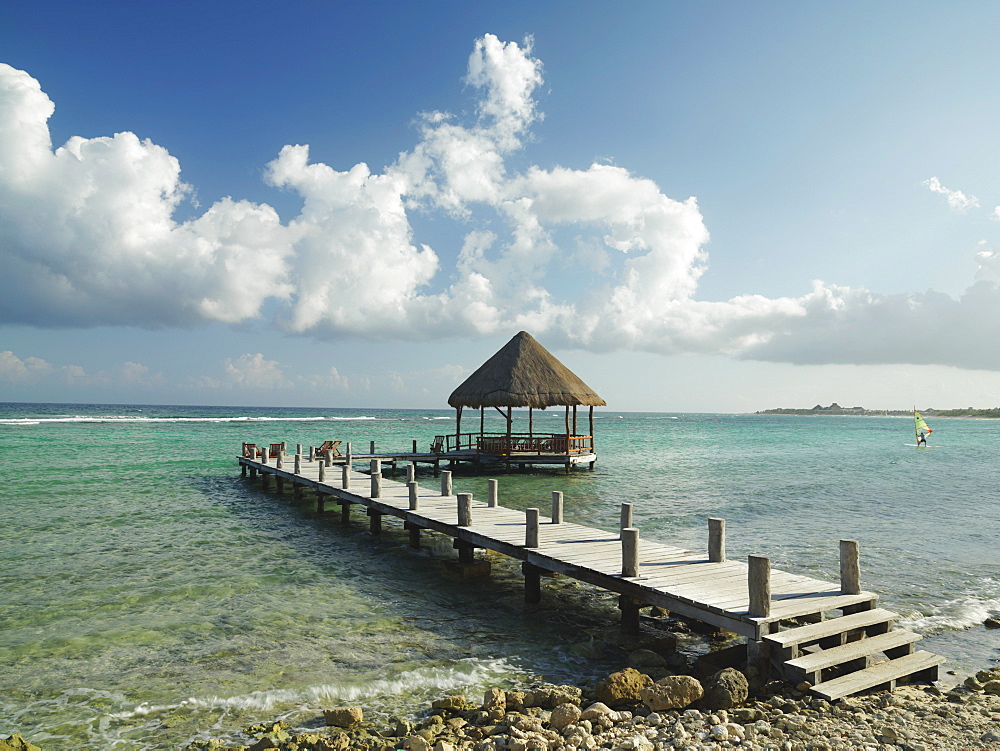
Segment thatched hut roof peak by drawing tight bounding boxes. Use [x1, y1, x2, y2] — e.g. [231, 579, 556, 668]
[448, 331, 606, 410]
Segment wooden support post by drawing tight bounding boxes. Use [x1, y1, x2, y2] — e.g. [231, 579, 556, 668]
[325, 449, 333, 467]
[406, 463, 416, 483]
[619, 595, 641, 635]
[412, 439, 417, 453]
[709, 517, 726, 562]
[276, 475, 284, 494]
[621, 528, 639, 577]
[261, 450, 268, 465]
[346, 443, 352, 466]
[748, 555, 772, 618]
[408, 481, 418, 510]
[368, 508, 382, 535]
[294, 454, 301, 474]
[241, 463, 247, 477]
[340, 501, 350, 524]
[488, 479, 498, 507]
[406, 522, 421, 548]
[295, 443, 302, 455]
[525, 508, 539, 548]
[370, 459, 382, 498]
[276, 452, 284, 470]
[523, 562, 541, 603]
[308, 447, 315, 462]
[551, 491, 563, 524]
[249, 465, 257, 479]
[293, 482, 303, 500]
[317, 494, 326, 513]
[457, 493, 472, 526]
[457, 542, 475, 564]
[341, 463, 350, 489]
[261, 472, 270, 489]
[840, 539, 861, 594]
[440, 470, 452, 496]
[318, 462, 326, 483]
[620, 502, 633, 539]
[370, 440, 376, 454]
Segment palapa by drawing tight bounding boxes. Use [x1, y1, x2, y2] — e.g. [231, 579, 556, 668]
[448, 331, 605, 410]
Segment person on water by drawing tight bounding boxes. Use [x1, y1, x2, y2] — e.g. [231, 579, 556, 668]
[917, 430, 928, 447]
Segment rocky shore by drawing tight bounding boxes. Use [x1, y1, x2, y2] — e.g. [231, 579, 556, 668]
[179, 663, 1000, 751]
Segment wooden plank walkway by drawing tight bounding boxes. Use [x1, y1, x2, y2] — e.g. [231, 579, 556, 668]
[238, 452, 878, 642]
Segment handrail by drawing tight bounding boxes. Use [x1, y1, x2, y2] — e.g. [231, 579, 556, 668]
[433, 432, 594, 455]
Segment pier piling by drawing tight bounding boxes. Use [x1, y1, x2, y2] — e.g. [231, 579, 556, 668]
[709, 517, 726, 562]
[840, 539, 861, 594]
[748, 555, 772, 618]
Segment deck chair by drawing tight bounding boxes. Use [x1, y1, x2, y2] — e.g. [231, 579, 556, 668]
[242, 443, 258, 458]
[314, 440, 342, 457]
[430, 436, 444, 453]
[268, 443, 285, 458]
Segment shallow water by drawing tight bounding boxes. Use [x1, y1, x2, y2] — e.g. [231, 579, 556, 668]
[1, 403, 998, 748]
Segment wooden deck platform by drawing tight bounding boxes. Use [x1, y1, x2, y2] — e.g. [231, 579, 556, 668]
[238, 448, 944, 698]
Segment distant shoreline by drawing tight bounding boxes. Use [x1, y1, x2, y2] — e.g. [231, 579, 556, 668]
[757, 404, 1000, 418]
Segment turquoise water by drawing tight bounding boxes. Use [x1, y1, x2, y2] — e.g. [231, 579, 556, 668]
[1, 403, 998, 748]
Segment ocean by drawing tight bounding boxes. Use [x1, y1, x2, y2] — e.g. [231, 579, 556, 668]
[1, 403, 998, 749]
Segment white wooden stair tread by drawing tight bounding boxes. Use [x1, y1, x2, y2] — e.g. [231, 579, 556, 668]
[810, 650, 945, 701]
[764, 608, 899, 648]
[786, 630, 921, 673]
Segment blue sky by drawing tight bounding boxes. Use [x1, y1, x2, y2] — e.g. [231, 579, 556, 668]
[3, 1, 1000, 411]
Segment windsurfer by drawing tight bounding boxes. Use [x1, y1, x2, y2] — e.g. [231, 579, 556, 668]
[917, 431, 927, 447]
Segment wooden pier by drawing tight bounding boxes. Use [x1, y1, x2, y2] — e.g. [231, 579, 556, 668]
[238, 444, 944, 701]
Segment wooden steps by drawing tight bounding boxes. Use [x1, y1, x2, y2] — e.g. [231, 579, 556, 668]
[764, 607, 943, 699]
[809, 650, 946, 701]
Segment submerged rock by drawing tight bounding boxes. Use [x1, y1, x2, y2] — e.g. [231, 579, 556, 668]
[0, 735, 41, 751]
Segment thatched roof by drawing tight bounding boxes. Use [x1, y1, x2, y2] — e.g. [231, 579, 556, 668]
[448, 332, 606, 409]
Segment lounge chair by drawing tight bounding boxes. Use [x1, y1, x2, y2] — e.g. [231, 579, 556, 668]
[430, 436, 444, 453]
[314, 440, 342, 457]
[268, 443, 285, 458]
[242, 443, 259, 458]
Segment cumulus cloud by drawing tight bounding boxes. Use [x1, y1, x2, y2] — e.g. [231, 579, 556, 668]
[2, 38, 1000, 372]
[923, 176, 980, 211]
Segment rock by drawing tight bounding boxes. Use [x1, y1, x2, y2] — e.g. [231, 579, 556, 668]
[569, 639, 608, 659]
[323, 706, 364, 727]
[549, 702, 582, 730]
[984, 616, 1000, 629]
[0, 735, 41, 751]
[247, 738, 278, 751]
[402, 736, 431, 751]
[529, 685, 581, 709]
[505, 690, 529, 711]
[432, 695, 470, 712]
[731, 707, 765, 723]
[389, 716, 414, 737]
[433, 741, 455, 751]
[964, 675, 984, 691]
[981, 730, 1000, 744]
[580, 701, 615, 721]
[628, 648, 667, 668]
[483, 688, 506, 713]
[639, 675, 704, 711]
[982, 680, 1000, 696]
[595, 667, 653, 707]
[701, 668, 749, 709]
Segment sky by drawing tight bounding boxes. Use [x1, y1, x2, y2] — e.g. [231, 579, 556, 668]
[3, 1, 1000, 412]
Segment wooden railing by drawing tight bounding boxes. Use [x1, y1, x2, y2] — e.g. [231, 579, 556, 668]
[432, 433, 594, 455]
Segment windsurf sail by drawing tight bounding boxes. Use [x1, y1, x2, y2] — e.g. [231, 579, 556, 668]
[914, 410, 933, 445]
